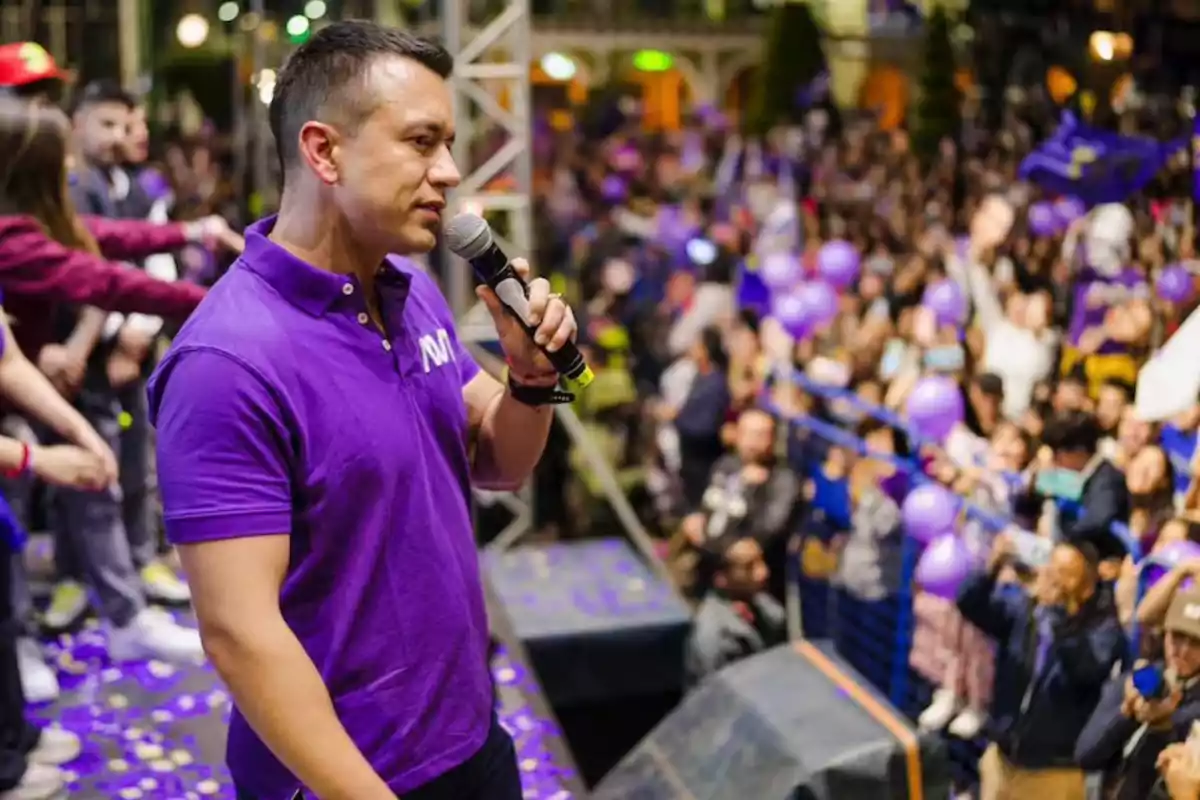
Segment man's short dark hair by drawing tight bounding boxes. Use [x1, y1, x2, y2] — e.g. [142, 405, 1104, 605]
[70, 79, 135, 115]
[1042, 409, 1101, 455]
[269, 20, 453, 174]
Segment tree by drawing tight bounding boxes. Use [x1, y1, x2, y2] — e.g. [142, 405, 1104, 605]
[911, 5, 962, 167]
[745, 1, 827, 137]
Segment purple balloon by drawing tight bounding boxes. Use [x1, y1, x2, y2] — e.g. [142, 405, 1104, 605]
[1053, 196, 1086, 225]
[798, 281, 839, 326]
[915, 533, 974, 600]
[759, 252, 802, 291]
[905, 376, 965, 442]
[770, 290, 813, 340]
[1027, 202, 1058, 237]
[1157, 265, 1193, 303]
[902, 483, 960, 545]
[1143, 540, 1200, 588]
[600, 175, 627, 203]
[922, 279, 967, 327]
[816, 240, 860, 289]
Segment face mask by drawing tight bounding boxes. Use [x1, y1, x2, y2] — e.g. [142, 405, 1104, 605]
[880, 338, 907, 380]
[923, 345, 965, 373]
[1036, 468, 1086, 502]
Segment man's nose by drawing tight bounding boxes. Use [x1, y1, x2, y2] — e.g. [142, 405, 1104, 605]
[429, 147, 462, 189]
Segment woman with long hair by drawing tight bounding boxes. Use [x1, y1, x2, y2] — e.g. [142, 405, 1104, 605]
[0, 96, 238, 363]
[0, 304, 119, 800]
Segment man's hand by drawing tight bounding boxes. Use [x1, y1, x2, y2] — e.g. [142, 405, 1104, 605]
[988, 532, 1014, 574]
[116, 326, 155, 364]
[1034, 566, 1064, 607]
[37, 344, 85, 396]
[106, 350, 142, 390]
[31, 445, 108, 491]
[476, 258, 578, 386]
[1159, 743, 1200, 800]
[1077, 327, 1107, 355]
[681, 513, 706, 546]
[187, 215, 244, 254]
[1133, 685, 1183, 730]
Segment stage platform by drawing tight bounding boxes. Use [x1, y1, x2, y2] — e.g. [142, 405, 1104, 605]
[23, 587, 584, 799]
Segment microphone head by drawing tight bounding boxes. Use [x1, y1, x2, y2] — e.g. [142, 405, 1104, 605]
[444, 213, 493, 261]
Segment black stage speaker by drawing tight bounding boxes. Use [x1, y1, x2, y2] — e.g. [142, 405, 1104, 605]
[485, 539, 692, 785]
[593, 641, 952, 800]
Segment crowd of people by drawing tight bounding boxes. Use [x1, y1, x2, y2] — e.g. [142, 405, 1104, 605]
[521, 81, 1200, 798]
[0, 42, 243, 800]
[4, 20, 1200, 800]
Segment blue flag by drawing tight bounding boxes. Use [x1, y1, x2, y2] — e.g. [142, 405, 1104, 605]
[1019, 112, 1185, 205]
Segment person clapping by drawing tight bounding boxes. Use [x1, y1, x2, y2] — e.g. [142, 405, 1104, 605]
[958, 535, 1125, 800]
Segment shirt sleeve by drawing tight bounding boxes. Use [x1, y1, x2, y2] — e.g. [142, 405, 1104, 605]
[149, 347, 295, 544]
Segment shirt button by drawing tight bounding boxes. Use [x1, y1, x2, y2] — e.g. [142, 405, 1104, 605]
[382, 340, 392, 352]
[357, 312, 369, 325]
[342, 283, 354, 295]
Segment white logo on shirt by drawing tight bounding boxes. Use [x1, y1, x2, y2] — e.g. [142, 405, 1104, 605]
[419, 328, 456, 373]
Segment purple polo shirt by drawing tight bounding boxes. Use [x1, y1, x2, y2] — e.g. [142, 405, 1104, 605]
[146, 217, 491, 799]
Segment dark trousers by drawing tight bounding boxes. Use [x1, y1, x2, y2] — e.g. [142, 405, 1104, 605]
[236, 714, 522, 800]
[0, 542, 39, 791]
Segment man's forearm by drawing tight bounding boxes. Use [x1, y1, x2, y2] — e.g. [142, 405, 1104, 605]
[203, 618, 393, 800]
[472, 389, 553, 490]
[65, 307, 107, 359]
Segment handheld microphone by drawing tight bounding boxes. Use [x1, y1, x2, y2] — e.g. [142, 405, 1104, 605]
[444, 213, 593, 388]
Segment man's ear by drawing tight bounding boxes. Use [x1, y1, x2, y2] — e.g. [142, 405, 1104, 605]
[296, 121, 340, 185]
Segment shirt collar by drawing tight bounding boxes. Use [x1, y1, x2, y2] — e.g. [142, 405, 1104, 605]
[240, 215, 413, 317]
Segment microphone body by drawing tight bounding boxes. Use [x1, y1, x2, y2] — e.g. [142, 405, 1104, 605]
[458, 235, 593, 387]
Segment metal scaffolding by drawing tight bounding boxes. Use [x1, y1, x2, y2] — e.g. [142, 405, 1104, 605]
[442, 0, 537, 545]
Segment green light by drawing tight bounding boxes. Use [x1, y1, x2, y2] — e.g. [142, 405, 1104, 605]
[286, 14, 310, 41]
[632, 50, 674, 73]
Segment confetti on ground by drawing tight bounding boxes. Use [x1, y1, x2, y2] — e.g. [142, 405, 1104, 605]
[28, 617, 578, 798]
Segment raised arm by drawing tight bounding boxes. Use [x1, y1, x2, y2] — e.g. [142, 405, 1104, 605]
[0, 217, 205, 317]
[150, 349, 393, 800]
[82, 215, 188, 261]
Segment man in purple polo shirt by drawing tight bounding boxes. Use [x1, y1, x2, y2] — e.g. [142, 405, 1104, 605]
[146, 21, 577, 800]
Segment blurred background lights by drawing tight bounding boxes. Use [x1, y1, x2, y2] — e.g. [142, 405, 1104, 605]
[304, 0, 327, 18]
[175, 14, 209, 48]
[539, 53, 576, 82]
[286, 14, 310, 38]
[257, 69, 277, 105]
[217, 2, 240, 22]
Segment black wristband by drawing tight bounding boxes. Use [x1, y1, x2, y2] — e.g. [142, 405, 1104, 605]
[506, 370, 574, 406]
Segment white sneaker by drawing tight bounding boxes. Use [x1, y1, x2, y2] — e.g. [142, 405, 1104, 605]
[917, 688, 962, 733]
[28, 728, 80, 766]
[15, 639, 59, 704]
[0, 763, 64, 800]
[107, 608, 204, 664]
[139, 560, 191, 604]
[947, 707, 986, 739]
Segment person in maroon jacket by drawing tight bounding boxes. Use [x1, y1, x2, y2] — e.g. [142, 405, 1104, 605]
[0, 96, 238, 382]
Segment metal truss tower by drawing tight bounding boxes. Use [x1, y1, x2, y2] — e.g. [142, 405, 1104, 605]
[441, 0, 535, 325]
[441, 0, 536, 547]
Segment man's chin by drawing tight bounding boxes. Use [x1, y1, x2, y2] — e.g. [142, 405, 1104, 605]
[393, 227, 438, 255]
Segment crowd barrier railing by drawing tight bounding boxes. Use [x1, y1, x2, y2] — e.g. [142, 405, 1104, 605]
[767, 372, 1148, 789]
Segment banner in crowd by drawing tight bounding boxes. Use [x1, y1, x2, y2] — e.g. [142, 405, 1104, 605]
[1019, 112, 1186, 205]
